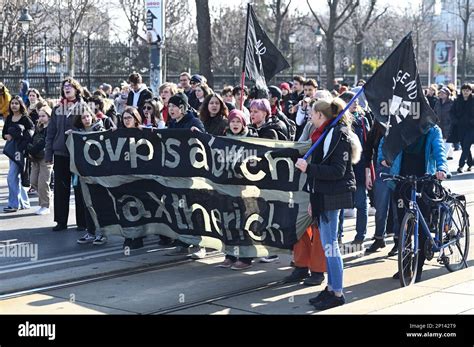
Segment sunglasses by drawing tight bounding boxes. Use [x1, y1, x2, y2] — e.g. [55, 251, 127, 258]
[63, 83, 73, 89]
[143, 106, 153, 111]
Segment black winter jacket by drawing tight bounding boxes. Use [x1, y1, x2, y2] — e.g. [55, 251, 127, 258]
[168, 111, 205, 132]
[450, 94, 474, 139]
[27, 125, 48, 160]
[204, 115, 228, 136]
[305, 124, 359, 216]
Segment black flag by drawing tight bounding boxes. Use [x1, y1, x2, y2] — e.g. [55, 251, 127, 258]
[244, 5, 290, 89]
[364, 33, 438, 164]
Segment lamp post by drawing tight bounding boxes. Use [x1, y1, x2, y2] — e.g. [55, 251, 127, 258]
[289, 33, 297, 77]
[18, 7, 33, 82]
[314, 26, 323, 87]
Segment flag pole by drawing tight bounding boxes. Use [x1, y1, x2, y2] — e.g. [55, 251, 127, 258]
[302, 87, 365, 160]
[240, 3, 251, 110]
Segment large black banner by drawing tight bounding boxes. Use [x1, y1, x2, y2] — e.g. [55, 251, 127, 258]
[67, 129, 311, 257]
[364, 33, 438, 164]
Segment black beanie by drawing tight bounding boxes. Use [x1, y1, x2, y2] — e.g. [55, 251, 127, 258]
[168, 92, 188, 108]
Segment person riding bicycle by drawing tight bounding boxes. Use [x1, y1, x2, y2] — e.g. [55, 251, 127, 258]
[378, 124, 448, 282]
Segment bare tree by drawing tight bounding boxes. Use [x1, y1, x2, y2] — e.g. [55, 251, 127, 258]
[350, 0, 387, 81]
[452, 0, 474, 85]
[270, 0, 292, 49]
[195, 0, 214, 87]
[307, 0, 360, 90]
[119, 0, 146, 44]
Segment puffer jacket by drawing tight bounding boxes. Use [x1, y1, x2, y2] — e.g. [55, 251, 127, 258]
[306, 123, 361, 196]
[0, 87, 12, 117]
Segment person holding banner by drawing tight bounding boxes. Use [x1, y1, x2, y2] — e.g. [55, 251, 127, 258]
[295, 98, 361, 310]
[165, 92, 206, 258]
[159, 82, 178, 125]
[45, 78, 87, 231]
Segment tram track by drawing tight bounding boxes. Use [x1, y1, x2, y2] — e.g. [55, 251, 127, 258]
[0, 251, 224, 300]
[1, 191, 472, 307]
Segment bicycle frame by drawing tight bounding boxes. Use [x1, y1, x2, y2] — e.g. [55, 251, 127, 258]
[407, 182, 458, 256]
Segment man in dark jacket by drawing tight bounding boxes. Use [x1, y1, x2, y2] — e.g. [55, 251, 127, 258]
[126, 72, 153, 118]
[434, 87, 454, 159]
[167, 93, 205, 132]
[450, 83, 474, 172]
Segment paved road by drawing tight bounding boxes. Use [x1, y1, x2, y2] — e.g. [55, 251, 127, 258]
[1, 135, 473, 314]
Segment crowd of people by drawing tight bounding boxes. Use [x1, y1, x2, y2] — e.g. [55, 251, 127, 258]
[0, 72, 472, 311]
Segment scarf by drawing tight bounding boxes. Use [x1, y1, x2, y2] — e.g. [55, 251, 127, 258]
[310, 119, 332, 144]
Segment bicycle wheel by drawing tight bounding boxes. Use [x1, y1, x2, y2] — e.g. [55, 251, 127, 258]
[441, 198, 470, 272]
[398, 212, 419, 287]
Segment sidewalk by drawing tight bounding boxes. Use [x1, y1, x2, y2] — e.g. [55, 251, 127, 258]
[322, 267, 473, 314]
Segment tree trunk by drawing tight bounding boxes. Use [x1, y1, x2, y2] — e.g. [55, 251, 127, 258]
[355, 36, 363, 82]
[195, 0, 214, 88]
[274, 18, 282, 49]
[68, 35, 75, 77]
[326, 34, 336, 91]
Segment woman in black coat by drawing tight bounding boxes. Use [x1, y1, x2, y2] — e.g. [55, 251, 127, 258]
[295, 97, 361, 311]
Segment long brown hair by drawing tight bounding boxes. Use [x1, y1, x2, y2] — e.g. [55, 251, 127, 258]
[60, 77, 83, 100]
[199, 94, 228, 123]
[122, 106, 142, 128]
[9, 95, 28, 116]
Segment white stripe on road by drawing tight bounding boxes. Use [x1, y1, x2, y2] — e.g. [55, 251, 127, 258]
[0, 242, 166, 274]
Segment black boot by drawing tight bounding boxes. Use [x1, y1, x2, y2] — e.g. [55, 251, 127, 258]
[365, 239, 386, 254]
[282, 267, 309, 283]
[303, 272, 325, 286]
[388, 239, 399, 256]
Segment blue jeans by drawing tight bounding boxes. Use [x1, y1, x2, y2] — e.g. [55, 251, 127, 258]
[373, 165, 395, 240]
[353, 185, 368, 241]
[338, 186, 368, 242]
[7, 159, 30, 209]
[319, 209, 344, 292]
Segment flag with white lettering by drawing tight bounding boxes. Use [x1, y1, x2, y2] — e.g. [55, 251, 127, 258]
[244, 5, 290, 90]
[364, 33, 438, 164]
[67, 129, 311, 258]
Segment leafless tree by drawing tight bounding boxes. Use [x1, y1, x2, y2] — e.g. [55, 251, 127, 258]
[349, 0, 387, 81]
[270, 0, 292, 49]
[195, 0, 214, 87]
[449, 0, 474, 84]
[119, 0, 146, 44]
[307, 0, 360, 90]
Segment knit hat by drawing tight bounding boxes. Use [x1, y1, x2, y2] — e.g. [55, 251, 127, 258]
[228, 109, 247, 127]
[439, 87, 451, 96]
[168, 92, 188, 108]
[279, 82, 291, 92]
[191, 74, 203, 84]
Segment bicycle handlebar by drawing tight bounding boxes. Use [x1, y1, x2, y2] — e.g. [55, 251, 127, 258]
[379, 173, 439, 182]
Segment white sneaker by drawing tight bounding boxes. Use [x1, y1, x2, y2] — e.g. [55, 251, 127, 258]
[77, 233, 95, 244]
[368, 207, 376, 216]
[259, 255, 279, 263]
[190, 246, 206, 259]
[35, 207, 50, 215]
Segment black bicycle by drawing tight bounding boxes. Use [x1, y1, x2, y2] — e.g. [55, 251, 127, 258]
[381, 173, 470, 287]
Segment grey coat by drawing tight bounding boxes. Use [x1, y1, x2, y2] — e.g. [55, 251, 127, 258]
[45, 100, 87, 162]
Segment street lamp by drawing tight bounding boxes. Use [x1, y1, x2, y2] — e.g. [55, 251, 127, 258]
[18, 7, 33, 82]
[314, 26, 324, 87]
[289, 33, 297, 77]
